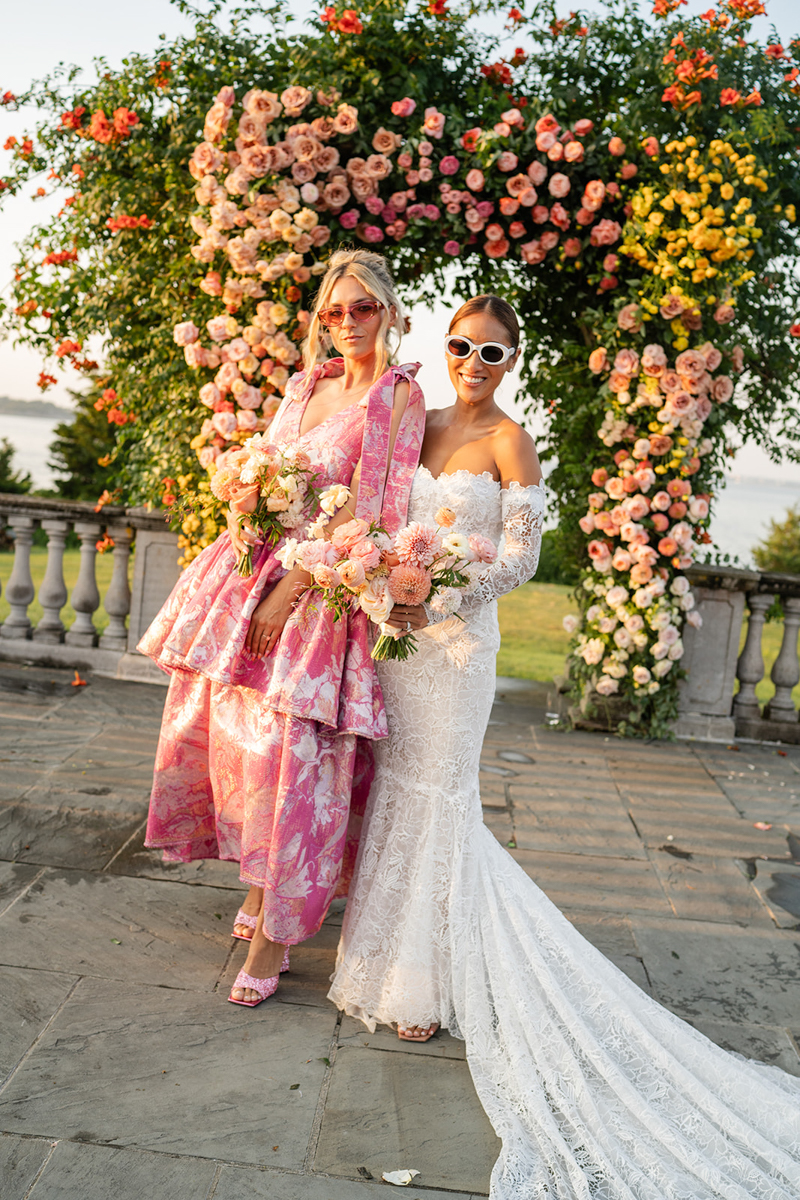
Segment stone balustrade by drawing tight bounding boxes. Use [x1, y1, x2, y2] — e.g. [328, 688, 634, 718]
[0, 493, 180, 684]
[677, 563, 800, 743]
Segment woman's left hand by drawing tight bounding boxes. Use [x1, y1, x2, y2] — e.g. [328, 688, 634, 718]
[385, 603, 428, 632]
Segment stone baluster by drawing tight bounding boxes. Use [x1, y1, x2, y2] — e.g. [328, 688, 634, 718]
[0, 515, 36, 639]
[33, 519, 70, 642]
[65, 521, 103, 647]
[99, 524, 134, 651]
[765, 596, 800, 723]
[733, 592, 773, 722]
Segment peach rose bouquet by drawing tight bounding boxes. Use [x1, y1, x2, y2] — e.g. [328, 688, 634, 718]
[279, 509, 496, 661]
[208, 434, 337, 575]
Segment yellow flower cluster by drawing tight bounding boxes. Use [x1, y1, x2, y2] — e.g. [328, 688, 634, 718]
[176, 478, 225, 566]
[619, 135, 779, 322]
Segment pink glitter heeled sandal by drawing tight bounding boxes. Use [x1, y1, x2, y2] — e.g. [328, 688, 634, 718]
[231, 914, 290, 972]
[228, 969, 279, 1008]
[232, 909, 258, 941]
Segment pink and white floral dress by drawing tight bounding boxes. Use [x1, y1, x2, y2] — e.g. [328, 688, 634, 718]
[139, 359, 424, 944]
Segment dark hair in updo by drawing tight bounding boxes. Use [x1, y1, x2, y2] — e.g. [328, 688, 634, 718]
[448, 294, 520, 350]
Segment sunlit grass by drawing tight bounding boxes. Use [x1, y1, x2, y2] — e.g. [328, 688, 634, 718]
[497, 581, 574, 682]
[0, 547, 119, 634]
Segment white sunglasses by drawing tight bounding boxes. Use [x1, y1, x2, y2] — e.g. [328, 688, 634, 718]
[444, 334, 517, 366]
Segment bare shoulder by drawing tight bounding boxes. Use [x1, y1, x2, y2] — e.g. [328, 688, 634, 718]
[492, 416, 542, 488]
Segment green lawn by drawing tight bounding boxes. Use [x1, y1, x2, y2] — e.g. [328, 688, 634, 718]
[497, 581, 573, 683]
[0, 547, 119, 635]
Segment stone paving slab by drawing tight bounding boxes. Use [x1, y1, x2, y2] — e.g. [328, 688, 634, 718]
[629, 915, 800, 1026]
[0, 1133, 54, 1199]
[337, 1015, 467, 1060]
[313, 1043, 499, 1194]
[0, 965, 77, 1079]
[25, 1140, 218, 1200]
[645, 846, 774, 927]
[0, 979, 335, 1167]
[688, 1018, 800, 1076]
[0, 869, 232, 988]
[510, 847, 672, 915]
[563, 910, 653, 994]
[214, 1165, 477, 1200]
[0, 800, 145, 872]
[511, 786, 646, 860]
[0, 860, 41, 914]
[751, 861, 800, 929]
[105, 825, 243, 888]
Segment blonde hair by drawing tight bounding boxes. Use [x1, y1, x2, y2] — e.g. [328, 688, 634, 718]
[303, 248, 406, 381]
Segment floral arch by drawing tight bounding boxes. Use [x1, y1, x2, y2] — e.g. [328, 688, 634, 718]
[2, 0, 800, 735]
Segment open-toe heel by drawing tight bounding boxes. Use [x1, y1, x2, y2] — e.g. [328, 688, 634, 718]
[228, 969, 279, 1008]
[232, 909, 258, 941]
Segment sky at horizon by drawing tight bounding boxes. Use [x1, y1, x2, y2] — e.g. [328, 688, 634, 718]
[1, 0, 798, 482]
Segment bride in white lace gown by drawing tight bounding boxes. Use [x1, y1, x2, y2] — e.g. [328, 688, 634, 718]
[328, 295, 800, 1199]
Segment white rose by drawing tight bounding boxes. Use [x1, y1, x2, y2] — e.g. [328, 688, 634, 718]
[652, 641, 669, 660]
[633, 631, 649, 650]
[647, 681, 660, 694]
[680, 593, 695, 612]
[307, 513, 329, 539]
[358, 577, 393, 624]
[442, 532, 471, 559]
[632, 665, 651, 685]
[652, 659, 673, 678]
[431, 587, 463, 616]
[586, 605, 602, 623]
[562, 614, 579, 634]
[670, 575, 690, 596]
[276, 538, 299, 569]
[606, 585, 629, 607]
[319, 484, 351, 516]
[595, 675, 619, 696]
[667, 639, 684, 661]
[579, 638, 605, 666]
[686, 610, 703, 629]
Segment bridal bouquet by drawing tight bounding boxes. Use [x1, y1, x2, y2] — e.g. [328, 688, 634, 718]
[209, 434, 330, 575]
[278, 505, 497, 661]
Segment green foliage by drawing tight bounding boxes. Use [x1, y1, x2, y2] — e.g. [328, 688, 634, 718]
[0, 438, 32, 494]
[535, 527, 581, 585]
[753, 504, 800, 575]
[47, 384, 121, 501]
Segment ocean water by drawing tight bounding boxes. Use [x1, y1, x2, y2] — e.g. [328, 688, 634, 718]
[2, 412, 798, 566]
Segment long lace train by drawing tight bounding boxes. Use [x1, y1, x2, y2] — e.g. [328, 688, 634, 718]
[329, 465, 800, 1198]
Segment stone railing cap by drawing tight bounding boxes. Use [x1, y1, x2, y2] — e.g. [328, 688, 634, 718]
[685, 562, 760, 590]
[0, 492, 174, 532]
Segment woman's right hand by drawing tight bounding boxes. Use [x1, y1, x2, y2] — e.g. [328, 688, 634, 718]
[227, 509, 260, 558]
[244, 566, 311, 657]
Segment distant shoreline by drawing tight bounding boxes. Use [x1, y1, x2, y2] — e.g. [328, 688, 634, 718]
[0, 396, 75, 421]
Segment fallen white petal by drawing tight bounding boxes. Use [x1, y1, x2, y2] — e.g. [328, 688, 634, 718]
[382, 1169, 420, 1186]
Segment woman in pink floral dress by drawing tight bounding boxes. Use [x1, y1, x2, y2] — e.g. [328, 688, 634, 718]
[139, 249, 425, 1004]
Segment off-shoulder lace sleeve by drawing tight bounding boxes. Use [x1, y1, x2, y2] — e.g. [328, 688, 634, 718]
[470, 481, 546, 604]
[423, 481, 546, 627]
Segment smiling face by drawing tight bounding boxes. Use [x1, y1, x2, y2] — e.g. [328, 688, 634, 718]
[325, 274, 392, 366]
[445, 310, 519, 407]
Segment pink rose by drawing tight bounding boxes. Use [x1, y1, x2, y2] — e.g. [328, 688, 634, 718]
[659, 295, 684, 320]
[591, 467, 609, 486]
[658, 537, 678, 557]
[588, 348, 608, 373]
[614, 348, 639, 376]
[339, 558, 366, 590]
[423, 106, 446, 139]
[174, 321, 199, 346]
[649, 435, 673, 457]
[583, 179, 606, 208]
[497, 151, 519, 172]
[563, 237, 582, 257]
[215, 362, 242, 392]
[391, 97, 417, 117]
[546, 142, 564, 162]
[440, 155, 459, 175]
[506, 172, 530, 198]
[211, 410, 237, 437]
[363, 225, 385, 243]
[573, 119, 594, 136]
[605, 476, 626, 500]
[349, 538, 382, 570]
[626, 495, 650, 521]
[579, 513, 596, 534]
[651, 491, 671, 512]
[466, 168, 485, 192]
[527, 161, 548, 186]
[535, 114, 560, 135]
[199, 382, 221, 408]
[339, 208, 360, 230]
[517, 187, 538, 208]
[641, 344, 667, 376]
[520, 239, 546, 265]
[548, 171, 571, 198]
[603, 253, 619, 272]
[612, 549, 632, 571]
[532, 205, 549, 224]
[714, 304, 735, 324]
[630, 563, 653, 584]
[485, 237, 510, 259]
[540, 230, 559, 251]
[608, 136, 626, 156]
[712, 375, 734, 402]
[237, 408, 258, 431]
[563, 141, 584, 163]
[590, 219, 622, 246]
[535, 131, 557, 152]
[620, 162, 638, 180]
[731, 345, 744, 373]
[651, 512, 669, 532]
[444, 240, 461, 256]
[642, 136, 659, 157]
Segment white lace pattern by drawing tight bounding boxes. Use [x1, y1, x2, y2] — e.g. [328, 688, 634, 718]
[328, 466, 800, 1200]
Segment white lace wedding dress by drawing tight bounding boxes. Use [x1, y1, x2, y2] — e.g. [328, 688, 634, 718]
[328, 465, 800, 1200]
